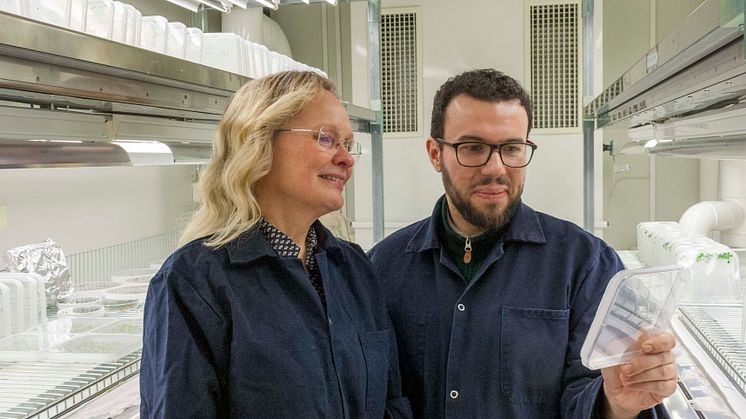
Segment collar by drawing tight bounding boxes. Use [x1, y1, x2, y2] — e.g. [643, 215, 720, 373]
[227, 219, 343, 264]
[406, 195, 546, 253]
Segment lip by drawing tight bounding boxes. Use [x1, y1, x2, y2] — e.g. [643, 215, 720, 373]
[472, 186, 508, 201]
[319, 173, 348, 190]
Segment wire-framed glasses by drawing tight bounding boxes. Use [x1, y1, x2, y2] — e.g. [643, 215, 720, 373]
[277, 127, 362, 160]
[433, 138, 537, 168]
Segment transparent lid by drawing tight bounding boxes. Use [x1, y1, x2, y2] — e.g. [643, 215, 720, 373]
[580, 266, 689, 370]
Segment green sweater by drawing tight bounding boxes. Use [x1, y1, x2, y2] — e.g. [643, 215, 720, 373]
[438, 197, 503, 283]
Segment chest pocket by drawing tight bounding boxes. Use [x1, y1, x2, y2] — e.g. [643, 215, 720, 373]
[500, 306, 570, 405]
[358, 330, 390, 418]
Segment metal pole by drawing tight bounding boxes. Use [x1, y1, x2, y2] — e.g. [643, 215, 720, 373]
[582, 0, 595, 232]
[368, 0, 384, 243]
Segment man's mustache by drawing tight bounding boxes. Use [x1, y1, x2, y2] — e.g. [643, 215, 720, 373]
[474, 176, 511, 187]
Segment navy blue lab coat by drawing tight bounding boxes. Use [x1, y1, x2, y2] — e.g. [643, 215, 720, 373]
[140, 222, 410, 418]
[369, 197, 668, 418]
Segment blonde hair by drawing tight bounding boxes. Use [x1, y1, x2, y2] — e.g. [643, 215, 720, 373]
[179, 71, 336, 248]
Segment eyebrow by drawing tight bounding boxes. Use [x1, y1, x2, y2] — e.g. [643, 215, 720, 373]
[455, 135, 526, 144]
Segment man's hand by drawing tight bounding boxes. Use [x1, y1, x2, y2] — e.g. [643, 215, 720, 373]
[600, 332, 678, 419]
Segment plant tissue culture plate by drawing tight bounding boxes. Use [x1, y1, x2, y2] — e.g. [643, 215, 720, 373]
[581, 266, 689, 370]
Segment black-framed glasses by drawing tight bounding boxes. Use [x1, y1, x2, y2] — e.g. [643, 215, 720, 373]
[277, 127, 362, 160]
[434, 138, 537, 168]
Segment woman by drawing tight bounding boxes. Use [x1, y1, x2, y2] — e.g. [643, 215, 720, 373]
[140, 71, 410, 418]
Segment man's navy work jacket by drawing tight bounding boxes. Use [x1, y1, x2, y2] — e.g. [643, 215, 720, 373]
[369, 197, 668, 418]
[140, 222, 411, 418]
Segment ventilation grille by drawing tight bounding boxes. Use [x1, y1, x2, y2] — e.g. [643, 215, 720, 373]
[381, 10, 420, 135]
[529, 2, 580, 129]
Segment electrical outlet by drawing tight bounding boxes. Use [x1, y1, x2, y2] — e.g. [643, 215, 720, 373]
[0, 205, 6, 230]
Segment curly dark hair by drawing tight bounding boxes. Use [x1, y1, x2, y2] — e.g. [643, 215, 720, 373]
[430, 69, 533, 142]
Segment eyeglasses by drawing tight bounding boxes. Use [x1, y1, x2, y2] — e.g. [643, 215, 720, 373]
[277, 127, 362, 160]
[433, 138, 537, 168]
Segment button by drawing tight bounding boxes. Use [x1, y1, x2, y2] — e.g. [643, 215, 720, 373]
[449, 390, 459, 399]
[457, 304, 465, 312]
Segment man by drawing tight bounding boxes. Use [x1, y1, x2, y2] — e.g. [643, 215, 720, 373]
[368, 69, 677, 418]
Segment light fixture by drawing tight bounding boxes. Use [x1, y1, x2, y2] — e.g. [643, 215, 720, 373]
[254, 0, 278, 9]
[325, 0, 337, 4]
[164, 0, 200, 12]
[644, 139, 658, 149]
[223, 0, 249, 8]
[113, 141, 175, 166]
[300, 0, 309, 3]
[164, 0, 229, 12]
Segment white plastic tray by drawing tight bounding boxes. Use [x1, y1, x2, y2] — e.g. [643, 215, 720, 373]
[47, 333, 141, 363]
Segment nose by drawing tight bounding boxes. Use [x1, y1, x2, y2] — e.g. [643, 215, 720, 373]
[332, 146, 355, 168]
[480, 148, 506, 175]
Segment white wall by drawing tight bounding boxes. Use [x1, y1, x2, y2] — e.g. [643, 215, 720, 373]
[351, 0, 585, 248]
[0, 166, 195, 256]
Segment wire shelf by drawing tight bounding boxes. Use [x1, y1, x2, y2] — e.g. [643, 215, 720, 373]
[679, 305, 746, 397]
[67, 231, 178, 286]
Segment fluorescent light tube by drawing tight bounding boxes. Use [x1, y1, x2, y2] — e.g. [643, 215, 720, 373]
[254, 0, 278, 9]
[325, 0, 337, 4]
[224, 0, 249, 7]
[164, 0, 200, 12]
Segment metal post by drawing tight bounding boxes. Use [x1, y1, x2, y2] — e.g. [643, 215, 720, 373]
[582, 0, 595, 232]
[368, 0, 384, 243]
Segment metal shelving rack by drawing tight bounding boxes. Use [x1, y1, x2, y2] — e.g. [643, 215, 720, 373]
[0, 6, 381, 417]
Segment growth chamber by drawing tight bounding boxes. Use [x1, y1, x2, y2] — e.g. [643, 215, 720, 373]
[587, 0, 746, 416]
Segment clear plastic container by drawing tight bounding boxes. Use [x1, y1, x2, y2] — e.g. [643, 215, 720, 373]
[47, 333, 141, 363]
[0, 276, 25, 333]
[33, 317, 112, 334]
[111, 268, 157, 283]
[124, 275, 151, 285]
[58, 304, 105, 317]
[101, 298, 139, 313]
[57, 295, 102, 309]
[25, 0, 70, 27]
[68, 0, 87, 32]
[91, 318, 142, 334]
[140, 15, 168, 54]
[245, 41, 264, 79]
[123, 3, 141, 46]
[105, 284, 148, 303]
[165, 21, 187, 59]
[0, 0, 26, 16]
[0, 333, 48, 361]
[74, 281, 118, 298]
[110, 1, 126, 42]
[581, 266, 689, 370]
[0, 273, 45, 332]
[85, 0, 114, 39]
[202, 32, 246, 75]
[0, 283, 11, 339]
[185, 27, 203, 63]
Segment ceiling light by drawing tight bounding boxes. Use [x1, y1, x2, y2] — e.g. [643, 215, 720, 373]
[300, 0, 310, 4]
[197, 0, 230, 11]
[325, 0, 337, 4]
[223, 0, 249, 7]
[254, 0, 278, 9]
[164, 0, 200, 12]
[164, 0, 230, 12]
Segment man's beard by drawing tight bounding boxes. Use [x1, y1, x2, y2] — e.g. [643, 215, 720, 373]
[442, 165, 522, 232]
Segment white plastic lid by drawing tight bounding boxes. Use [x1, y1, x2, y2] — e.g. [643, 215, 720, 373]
[580, 265, 689, 370]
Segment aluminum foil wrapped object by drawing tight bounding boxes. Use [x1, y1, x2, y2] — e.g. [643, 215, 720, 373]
[4, 238, 73, 307]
